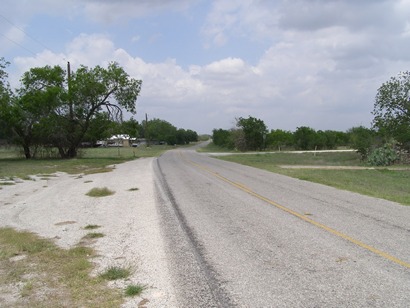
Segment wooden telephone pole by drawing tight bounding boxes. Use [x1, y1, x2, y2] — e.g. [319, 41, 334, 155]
[145, 113, 150, 147]
[67, 61, 73, 120]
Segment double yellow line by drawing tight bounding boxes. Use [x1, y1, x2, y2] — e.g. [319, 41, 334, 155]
[185, 154, 410, 270]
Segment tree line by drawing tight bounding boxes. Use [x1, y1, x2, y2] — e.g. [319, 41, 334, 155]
[213, 117, 364, 152]
[0, 58, 198, 159]
[213, 69, 410, 167]
[105, 117, 198, 146]
[1, 57, 409, 165]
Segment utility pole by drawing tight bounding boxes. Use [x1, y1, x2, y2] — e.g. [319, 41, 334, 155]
[145, 113, 150, 147]
[67, 61, 73, 121]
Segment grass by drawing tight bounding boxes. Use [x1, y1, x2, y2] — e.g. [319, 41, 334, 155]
[86, 187, 115, 197]
[125, 284, 145, 297]
[0, 144, 174, 180]
[0, 227, 123, 307]
[83, 232, 105, 239]
[216, 151, 410, 206]
[217, 151, 363, 166]
[196, 142, 236, 153]
[84, 224, 101, 230]
[99, 266, 131, 281]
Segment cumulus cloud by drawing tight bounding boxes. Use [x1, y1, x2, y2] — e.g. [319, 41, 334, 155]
[201, 0, 279, 46]
[4, 0, 410, 133]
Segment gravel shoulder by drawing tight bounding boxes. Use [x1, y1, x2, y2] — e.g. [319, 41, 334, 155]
[0, 158, 176, 307]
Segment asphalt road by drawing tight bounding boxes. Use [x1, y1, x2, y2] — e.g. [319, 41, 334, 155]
[154, 146, 410, 307]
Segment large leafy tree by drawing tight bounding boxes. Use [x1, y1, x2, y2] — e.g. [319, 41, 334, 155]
[145, 118, 177, 145]
[2, 65, 65, 158]
[120, 117, 142, 138]
[293, 126, 316, 150]
[212, 128, 233, 149]
[175, 128, 198, 145]
[58, 62, 142, 158]
[373, 71, 410, 150]
[347, 126, 374, 160]
[266, 129, 293, 150]
[82, 112, 113, 145]
[236, 116, 268, 151]
[1, 61, 142, 158]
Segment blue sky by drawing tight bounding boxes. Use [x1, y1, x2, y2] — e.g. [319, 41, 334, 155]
[1, 0, 410, 134]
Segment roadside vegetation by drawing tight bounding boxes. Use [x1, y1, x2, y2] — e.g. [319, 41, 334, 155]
[203, 144, 410, 205]
[125, 284, 146, 297]
[0, 145, 174, 180]
[0, 58, 199, 160]
[0, 227, 124, 307]
[86, 187, 115, 197]
[99, 266, 132, 281]
[211, 70, 410, 167]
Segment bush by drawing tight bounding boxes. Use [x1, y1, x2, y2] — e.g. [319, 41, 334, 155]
[99, 266, 131, 280]
[367, 145, 398, 166]
[125, 284, 145, 297]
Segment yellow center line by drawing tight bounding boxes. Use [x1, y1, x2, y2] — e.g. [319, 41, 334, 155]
[184, 154, 410, 269]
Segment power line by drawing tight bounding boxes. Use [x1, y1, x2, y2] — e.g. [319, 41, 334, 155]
[0, 32, 57, 66]
[0, 14, 51, 51]
[0, 13, 66, 66]
[0, 32, 39, 57]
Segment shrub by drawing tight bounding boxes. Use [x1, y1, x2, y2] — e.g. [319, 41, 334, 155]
[125, 284, 145, 297]
[86, 187, 115, 197]
[99, 266, 131, 280]
[367, 144, 398, 166]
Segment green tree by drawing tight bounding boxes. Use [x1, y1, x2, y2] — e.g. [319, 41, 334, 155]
[347, 126, 374, 160]
[185, 129, 198, 143]
[58, 62, 142, 158]
[266, 129, 293, 150]
[293, 126, 316, 150]
[1, 62, 141, 158]
[121, 117, 142, 138]
[4, 65, 65, 158]
[82, 112, 113, 145]
[314, 130, 328, 150]
[212, 128, 233, 148]
[334, 131, 350, 147]
[236, 116, 268, 151]
[176, 128, 187, 145]
[145, 118, 177, 145]
[373, 71, 410, 150]
[175, 128, 198, 145]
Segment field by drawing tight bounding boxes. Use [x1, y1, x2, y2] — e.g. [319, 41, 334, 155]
[203, 147, 410, 206]
[2, 144, 409, 205]
[0, 145, 173, 179]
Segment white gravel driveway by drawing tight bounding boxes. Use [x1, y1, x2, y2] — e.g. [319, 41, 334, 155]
[0, 158, 176, 307]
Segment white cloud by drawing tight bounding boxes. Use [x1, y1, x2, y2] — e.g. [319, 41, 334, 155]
[82, 0, 196, 23]
[65, 33, 116, 67]
[4, 0, 410, 133]
[7, 27, 399, 133]
[204, 57, 246, 74]
[201, 0, 279, 46]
